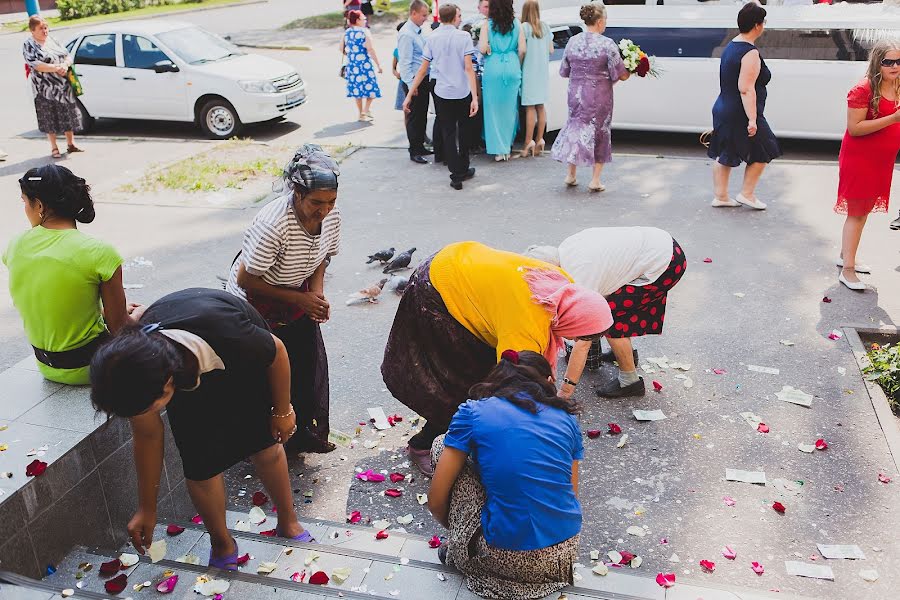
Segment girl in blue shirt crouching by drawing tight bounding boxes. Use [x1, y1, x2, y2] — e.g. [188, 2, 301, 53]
[428, 349, 582, 599]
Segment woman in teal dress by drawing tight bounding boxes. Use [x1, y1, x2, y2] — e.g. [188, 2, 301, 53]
[479, 0, 525, 161]
[519, 0, 552, 158]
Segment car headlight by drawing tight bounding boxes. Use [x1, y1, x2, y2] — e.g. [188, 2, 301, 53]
[238, 80, 277, 94]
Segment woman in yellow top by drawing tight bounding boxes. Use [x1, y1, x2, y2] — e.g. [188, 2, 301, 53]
[381, 241, 613, 476]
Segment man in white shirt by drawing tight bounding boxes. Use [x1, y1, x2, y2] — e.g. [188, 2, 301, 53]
[397, 0, 433, 163]
[403, 3, 480, 190]
[526, 227, 686, 399]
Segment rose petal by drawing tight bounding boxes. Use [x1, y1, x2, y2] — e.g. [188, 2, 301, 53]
[309, 571, 329, 585]
[99, 559, 122, 575]
[700, 559, 716, 572]
[772, 501, 786, 514]
[713, 368, 727, 375]
[428, 535, 441, 549]
[236, 553, 251, 566]
[652, 380, 663, 392]
[619, 550, 635, 565]
[878, 473, 892, 484]
[376, 530, 389, 540]
[608, 423, 622, 435]
[722, 546, 737, 560]
[191, 514, 203, 524]
[757, 423, 769, 434]
[156, 575, 178, 594]
[118, 553, 139, 568]
[822, 296, 832, 303]
[815, 439, 828, 450]
[703, 257, 712, 263]
[348, 510, 362, 524]
[166, 524, 185, 536]
[655, 572, 676, 588]
[25, 459, 47, 477]
[104, 574, 128, 594]
[385, 489, 403, 498]
[355, 469, 386, 483]
[586, 430, 601, 439]
[723, 496, 736, 507]
[751, 561, 765, 575]
[252, 491, 268, 506]
[260, 529, 277, 536]
[389, 473, 405, 483]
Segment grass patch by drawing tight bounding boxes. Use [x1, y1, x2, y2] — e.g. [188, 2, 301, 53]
[3, 0, 247, 32]
[282, 0, 419, 30]
[130, 138, 282, 193]
[863, 341, 900, 416]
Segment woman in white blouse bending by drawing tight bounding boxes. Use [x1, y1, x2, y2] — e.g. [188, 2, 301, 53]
[226, 144, 342, 453]
[527, 227, 687, 399]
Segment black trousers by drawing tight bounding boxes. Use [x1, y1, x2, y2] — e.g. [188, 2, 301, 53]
[429, 80, 444, 160]
[434, 93, 472, 181]
[271, 316, 330, 440]
[402, 78, 430, 157]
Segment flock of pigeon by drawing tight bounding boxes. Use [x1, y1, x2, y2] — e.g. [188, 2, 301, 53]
[346, 247, 418, 305]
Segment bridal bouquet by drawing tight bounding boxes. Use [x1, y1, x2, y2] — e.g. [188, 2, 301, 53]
[618, 39, 658, 78]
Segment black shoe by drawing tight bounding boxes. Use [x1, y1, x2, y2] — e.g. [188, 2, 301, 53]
[595, 376, 645, 398]
[421, 147, 435, 155]
[410, 155, 428, 164]
[434, 155, 444, 163]
[599, 349, 639, 364]
[891, 213, 900, 230]
[462, 167, 475, 180]
[450, 180, 463, 190]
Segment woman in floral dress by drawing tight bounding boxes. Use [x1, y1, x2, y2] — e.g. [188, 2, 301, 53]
[551, 3, 629, 192]
[341, 10, 382, 122]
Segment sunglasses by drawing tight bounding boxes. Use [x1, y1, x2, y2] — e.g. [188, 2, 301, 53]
[882, 58, 900, 67]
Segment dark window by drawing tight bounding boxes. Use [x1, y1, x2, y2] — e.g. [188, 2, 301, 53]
[74, 34, 116, 67]
[123, 35, 170, 69]
[65, 38, 77, 53]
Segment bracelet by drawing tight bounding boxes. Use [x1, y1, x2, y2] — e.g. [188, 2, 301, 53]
[563, 377, 578, 387]
[271, 406, 295, 419]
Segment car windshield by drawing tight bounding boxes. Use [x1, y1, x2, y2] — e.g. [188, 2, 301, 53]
[157, 26, 244, 65]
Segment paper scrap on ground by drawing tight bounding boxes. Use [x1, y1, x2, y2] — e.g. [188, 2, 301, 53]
[372, 519, 390, 530]
[589, 550, 600, 561]
[626, 526, 646, 537]
[785, 561, 834, 580]
[328, 430, 353, 448]
[817, 544, 866, 560]
[331, 567, 352, 585]
[726, 469, 766, 485]
[798, 443, 815, 453]
[248, 506, 267, 525]
[616, 434, 629, 448]
[748, 365, 780, 375]
[647, 356, 670, 369]
[257, 562, 277, 575]
[772, 478, 804, 496]
[859, 569, 879, 582]
[367, 407, 391, 430]
[776, 386, 814, 408]
[148, 539, 166, 563]
[633, 409, 667, 422]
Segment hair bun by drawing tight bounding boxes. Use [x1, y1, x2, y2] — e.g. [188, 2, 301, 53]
[500, 349, 520, 364]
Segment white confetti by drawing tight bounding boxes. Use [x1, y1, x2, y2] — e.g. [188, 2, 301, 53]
[248, 506, 267, 525]
[626, 526, 646, 537]
[592, 563, 608, 576]
[148, 539, 166, 563]
[859, 569, 879, 582]
[725, 468, 766, 484]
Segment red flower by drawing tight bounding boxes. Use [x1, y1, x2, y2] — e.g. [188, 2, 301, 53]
[104, 573, 128, 594]
[236, 553, 251, 566]
[376, 530, 389, 540]
[655, 572, 676, 588]
[652, 380, 663, 392]
[637, 56, 651, 77]
[99, 558, 122, 575]
[260, 529, 277, 536]
[309, 571, 329, 585]
[252, 491, 268, 506]
[389, 473, 405, 483]
[815, 439, 828, 450]
[347, 510, 362, 524]
[166, 524, 185, 536]
[428, 535, 441, 548]
[772, 501, 786, 514]
[757, 423, 769, 434]
[608, 423, 622, 435]
[699, 559, 715, 572]
[385, 489, 403, 497]
[25, 459, 47, 477]
[586, 430, 602, 439]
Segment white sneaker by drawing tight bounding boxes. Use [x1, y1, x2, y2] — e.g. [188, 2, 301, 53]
[711, 196, 740, 207]
[839, 272, 866, 291]
[736, 193, 767, 210]
[836, 258, 871, 273]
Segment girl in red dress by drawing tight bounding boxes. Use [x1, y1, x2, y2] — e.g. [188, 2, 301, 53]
[835, 42, 900, 291]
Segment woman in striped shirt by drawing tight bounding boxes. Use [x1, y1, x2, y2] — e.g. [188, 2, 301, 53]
[226, 144, 341, 454]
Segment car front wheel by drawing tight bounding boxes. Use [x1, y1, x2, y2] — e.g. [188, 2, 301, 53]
[199, 98, 242, 139]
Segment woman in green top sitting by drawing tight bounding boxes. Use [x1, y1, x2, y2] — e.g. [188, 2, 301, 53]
[3, 164, 134, 385]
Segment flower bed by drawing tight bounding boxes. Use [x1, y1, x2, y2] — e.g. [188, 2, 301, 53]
[861, 332, 900, 416]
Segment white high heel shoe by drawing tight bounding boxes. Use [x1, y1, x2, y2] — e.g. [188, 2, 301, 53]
[838, 271, 866, 291]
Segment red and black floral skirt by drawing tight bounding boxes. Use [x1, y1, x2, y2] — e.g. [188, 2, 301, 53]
[606, 239, 686, 339]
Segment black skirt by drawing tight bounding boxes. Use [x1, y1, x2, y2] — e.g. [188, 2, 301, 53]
[34, 95, 79, 135]
[381, 255, 496, 430]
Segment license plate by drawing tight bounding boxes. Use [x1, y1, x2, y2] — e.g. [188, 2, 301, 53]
[286, 91, 304, 105]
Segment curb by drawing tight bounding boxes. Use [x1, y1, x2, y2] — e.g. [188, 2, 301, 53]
[0, 0, 266, 35]
[232, 41, 312, 50]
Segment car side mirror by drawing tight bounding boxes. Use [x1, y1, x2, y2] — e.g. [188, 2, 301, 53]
[153, 60, 179, 73]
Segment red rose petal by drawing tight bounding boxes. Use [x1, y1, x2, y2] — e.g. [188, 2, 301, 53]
[156, 575, 178, 594]
[878, 473, 892, 484]
[236, 553, 251, 566]
[166, 524, 185, 536]
[652, 380, 663, 392]
[376, 530, 389, 540]
[757, 423, 769, 434]
[772, 501, 786, 514]
[655, 572, 676, 588]
[385, 489, 403, 497]
[390, 414, 403, 423]
[348, 510, 362, 524]
[428, 535, 441, 549]
[815, 438, 828, 450]
[309, 571, 329, 585]
[713, 368, 727, 375]
[608, 423, 622, 435]
[751, 561, 765, 575]
[99, 558, 122, 575]
[104, 573, 127, 594]
[25, 459, 47, 477]
[191, 514, 203, 524]
[822, 296, 832, 303]
[703, 257, 713, 263]
[389, 473, 405, 483]
[699, 559, 715, 572]
[618, 550, 635, 565]
[252, 491, 268, 506]
[586, 430, 602, 439]
[260, 529, 277, 536]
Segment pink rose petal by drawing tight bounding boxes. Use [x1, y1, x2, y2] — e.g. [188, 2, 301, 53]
[751, 561, 765, 575]
[236, 553, 250, 566]
[260, 529, 276, 536]
[191, 514, 203, 524]
[586, 430, 602, 439]
[376, 530, 389, 540]
[723, 496, 736, 507]
[815, 438, 828, 450]
[355, 469, 386, 483]
[757, 423, 769, 434]
[655, 572, 676, 588]
[652, 380, 663, 392]
[156, 575, 178, 594]
[699, 559, 715, 572]
[722, 546, 737, 560]
[166, 524, 185, 536]
[703, 257, 713, 263]
[389, 473, 405, 483]
[878, 473, 892, 484]
[428, 535, 441, 548]
[713, 368, 727, 375]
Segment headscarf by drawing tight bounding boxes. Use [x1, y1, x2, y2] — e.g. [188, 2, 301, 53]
[524, 244, 561, 266]
[523, 268, 613, 366]
[283, 143, 339, 193]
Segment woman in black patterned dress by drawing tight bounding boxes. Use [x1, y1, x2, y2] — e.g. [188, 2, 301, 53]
[22, 15, 83, 159]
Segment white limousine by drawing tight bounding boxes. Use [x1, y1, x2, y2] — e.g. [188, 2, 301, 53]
[544, 4, 900, 140]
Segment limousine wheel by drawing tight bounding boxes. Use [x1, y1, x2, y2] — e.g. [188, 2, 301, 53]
[199, 98, 243, 140]
[75, 100, 94, 135]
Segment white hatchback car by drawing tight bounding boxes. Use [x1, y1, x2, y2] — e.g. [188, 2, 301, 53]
[64, 20, 306, 139]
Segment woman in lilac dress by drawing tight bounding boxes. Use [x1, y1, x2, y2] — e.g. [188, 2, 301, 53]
[551, 3, 630, 192]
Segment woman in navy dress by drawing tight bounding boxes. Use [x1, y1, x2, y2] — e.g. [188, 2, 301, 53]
[707, 2, 781, 211]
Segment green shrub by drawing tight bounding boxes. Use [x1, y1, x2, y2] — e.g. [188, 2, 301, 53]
[862, 342, 900, 414]
[57, 0, 202, 21]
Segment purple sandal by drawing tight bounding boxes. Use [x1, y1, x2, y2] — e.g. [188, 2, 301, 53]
[278, 528, 316, 543]
[208, 538, 240, 571]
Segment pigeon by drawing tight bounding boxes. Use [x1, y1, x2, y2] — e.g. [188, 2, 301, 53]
[366, 247, 395, 264]
[383, 248, 417, 274]
[386, 274, 410, 295]
[346, 279, 388, 305]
